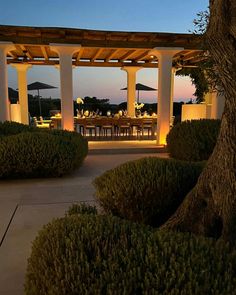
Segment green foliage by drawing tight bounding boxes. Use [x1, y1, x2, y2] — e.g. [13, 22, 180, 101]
[25, 214, 236, 295]
[93, 157, 203, 227]
[167, 119, 221, 161]
[0, 122, 88, 178]
[66, 203, 97, 216]
[175, 9, 223, 102]
[0, 121, 37, 137]
[192, 10, 209, 35]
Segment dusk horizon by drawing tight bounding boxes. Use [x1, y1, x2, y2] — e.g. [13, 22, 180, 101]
[1, 0, 208, 104]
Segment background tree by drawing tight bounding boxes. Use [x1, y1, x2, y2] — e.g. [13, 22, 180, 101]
[162, 0, 236, 243]
[175, 9, 220, 102]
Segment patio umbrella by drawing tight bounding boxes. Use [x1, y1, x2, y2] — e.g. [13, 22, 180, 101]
[121, 83, 157, 103]
[27, 82, 57, 116]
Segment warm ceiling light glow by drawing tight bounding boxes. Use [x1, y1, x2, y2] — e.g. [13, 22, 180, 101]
[150, 55, 154, 58]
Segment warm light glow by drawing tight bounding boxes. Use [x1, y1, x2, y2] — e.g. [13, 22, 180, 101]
[84, 110, 89, 117]
[10, 104, 21, 123]
[157, 122, 170, 145]
[134, 102, 144, 109]
[181, 104, 211, 121]
[76, 97, 84, 104]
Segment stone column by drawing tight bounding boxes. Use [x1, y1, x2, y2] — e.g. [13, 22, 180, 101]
[122, 66, 141, 117]
[0, 42, 15, 122]
[211, 91, 225, 119]
[12, 63, 31, 124]
[50, 44, 81, 131]
[149, 47, 183, 145]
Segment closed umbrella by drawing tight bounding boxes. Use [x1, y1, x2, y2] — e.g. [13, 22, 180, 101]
[121, 83, 157, 103]
[27, 82, 57, 116]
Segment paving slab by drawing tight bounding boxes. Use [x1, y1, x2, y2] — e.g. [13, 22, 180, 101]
[0, 203, 73, 295]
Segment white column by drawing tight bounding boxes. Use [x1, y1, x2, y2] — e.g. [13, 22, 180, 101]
[0, 42, 15, 122]
[122, 66, 141, 117]
[50, 44, 81, 131]
[149, 47, 183, 145]
[170, 68, 176, 123]
[211, 91, 225, 119]
[12, 63, 31, 124]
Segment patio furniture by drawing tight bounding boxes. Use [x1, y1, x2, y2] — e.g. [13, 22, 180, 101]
[131, 118, 142, 138]
[84, 118, 97, 137]
[33, 117, 52, 128]
[141, 118, 154, 138]
[117, 117, 132, 137]
[100, 117, 114, 137]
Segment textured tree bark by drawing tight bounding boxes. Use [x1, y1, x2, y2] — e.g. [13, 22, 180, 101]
[161, 0, 236, 243]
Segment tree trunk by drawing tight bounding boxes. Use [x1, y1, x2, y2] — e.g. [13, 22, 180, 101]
[161, 0, 236, 243]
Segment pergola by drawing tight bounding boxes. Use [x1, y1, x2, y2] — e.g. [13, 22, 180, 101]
[0, 25, 215, 144]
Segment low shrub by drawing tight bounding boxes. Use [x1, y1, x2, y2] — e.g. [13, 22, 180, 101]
[93, 157, 204, 227]
[0, 121, 37, 137]
[167, 119, 221, 161]
[0, 130, 88, 178]
[25, 214, 236, 295]
[66, 203, 97, 216]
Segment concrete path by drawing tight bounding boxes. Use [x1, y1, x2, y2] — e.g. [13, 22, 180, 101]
[0, 152, 168, 295]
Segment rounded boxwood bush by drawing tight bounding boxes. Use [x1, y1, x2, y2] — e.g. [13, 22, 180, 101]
[167, 119, 221, 161]
[66, 203, 98, 216]
[0, 121, 37, 137]
[93, 157, 204, 227]
[0, 129, 88, 178]
[25, 214, 236, 295]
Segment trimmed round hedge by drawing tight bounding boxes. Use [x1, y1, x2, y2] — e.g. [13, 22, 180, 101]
[25, 213, 236, 295]
[93, 157, 204, 227]
[167, 119, 221, 161]
[0, 121, 37, 137]
[0, 122, 88, 178]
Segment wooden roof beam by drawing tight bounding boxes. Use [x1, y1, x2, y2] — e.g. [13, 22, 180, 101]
[8, 51, 18, 59]
[15, 45, 25, 56]
[173, 50, 203, 63]
[76, 48, 84, 61]
[75, 61, 158, 68]
[105, 49, 120, 62]
[91, 48, 103, 62]
[41, 46, 49, 60]
[134, 51, 150, 62]
[183, 51, 204, 61]
[120, 50, 137, 62]
[20, 45, 33, 59]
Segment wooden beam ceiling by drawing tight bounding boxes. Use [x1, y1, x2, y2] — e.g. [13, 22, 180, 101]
[76, 48, 84, 61]
[120, 50, 137, 62]
[90, 48, 103, 62]
[8, 51, 17, 59]
[105, 49, 120, 62]
[20, 45, 33, 59]
[41, 46, 49, 60]
[134, 51, 150, 62]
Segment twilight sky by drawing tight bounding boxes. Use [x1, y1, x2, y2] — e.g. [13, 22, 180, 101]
[1, 0, 209, 103]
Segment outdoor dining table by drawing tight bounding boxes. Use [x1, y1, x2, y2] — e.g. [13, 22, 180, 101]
[50, 116, 157, 138]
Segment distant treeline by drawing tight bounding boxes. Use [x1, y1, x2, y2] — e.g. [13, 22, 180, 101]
[8, 88, 186, 120]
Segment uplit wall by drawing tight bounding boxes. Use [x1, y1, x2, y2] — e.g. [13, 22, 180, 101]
[181, 104, 212, 121]
[10, 104, 21, 123]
